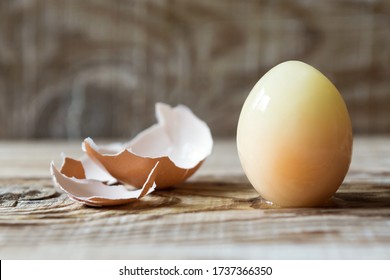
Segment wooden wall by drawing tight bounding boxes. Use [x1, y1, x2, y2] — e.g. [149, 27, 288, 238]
[0, 0, 389, 139]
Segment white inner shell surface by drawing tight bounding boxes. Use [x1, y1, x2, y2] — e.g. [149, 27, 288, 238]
[86, 103, 213, 169]
[50, 161, 158, 204]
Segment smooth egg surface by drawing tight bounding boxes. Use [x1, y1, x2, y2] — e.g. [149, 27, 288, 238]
[237, 61, 352, 207]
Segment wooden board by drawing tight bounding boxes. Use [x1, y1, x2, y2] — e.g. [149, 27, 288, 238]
[1, 137, 390, 259]
[1, 0, 390, 139]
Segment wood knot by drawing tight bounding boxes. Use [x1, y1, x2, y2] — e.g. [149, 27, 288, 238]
[0, 183, 57, 207]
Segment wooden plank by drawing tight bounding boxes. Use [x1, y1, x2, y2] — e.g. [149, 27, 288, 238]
[1, 137, 390, 259]
[1, 137, 389, 182]
[0, 0, 390, 139]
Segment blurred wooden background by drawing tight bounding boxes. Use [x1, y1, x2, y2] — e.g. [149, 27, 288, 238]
[0, 0, 389, 139]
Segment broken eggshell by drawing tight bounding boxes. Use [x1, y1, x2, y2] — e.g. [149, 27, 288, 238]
[50, 157, 158, 207]
[50, 102, 212, 206]
[79, 154, 118, 185]
[83, 103, 213, 188]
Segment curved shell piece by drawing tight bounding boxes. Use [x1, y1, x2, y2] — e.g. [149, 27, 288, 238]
[50, 158, 158, 207]
[79, 154, 117, 185]
[83, 103, 213, 188]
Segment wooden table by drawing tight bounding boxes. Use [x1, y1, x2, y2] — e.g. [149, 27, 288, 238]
[1, 137, 390, 259]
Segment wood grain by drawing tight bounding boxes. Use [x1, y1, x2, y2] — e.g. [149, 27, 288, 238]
[1, 137, 390, 259]
[0, 0, 389, 139]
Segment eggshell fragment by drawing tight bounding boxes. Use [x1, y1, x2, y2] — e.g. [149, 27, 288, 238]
[83, 103, 213, 188]
[50, 159, 158, 207]
[50, 102, 212, 206]
[237, 61, 353, 207]
[79, 154, 117, 185]
[60, 157, 86, 179]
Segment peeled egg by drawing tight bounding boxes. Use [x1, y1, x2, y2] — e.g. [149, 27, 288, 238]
[237, 61, 353, 207]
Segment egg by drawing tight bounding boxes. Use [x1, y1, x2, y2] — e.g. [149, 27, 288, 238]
[237, 61, 353, 207]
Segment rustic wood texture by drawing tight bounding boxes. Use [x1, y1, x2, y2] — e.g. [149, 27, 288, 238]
[1, 136, 390, 259]
[0, 0, 389, 139]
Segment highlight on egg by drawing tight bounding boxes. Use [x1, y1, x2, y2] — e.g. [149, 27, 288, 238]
[237, 60, 353, 207]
